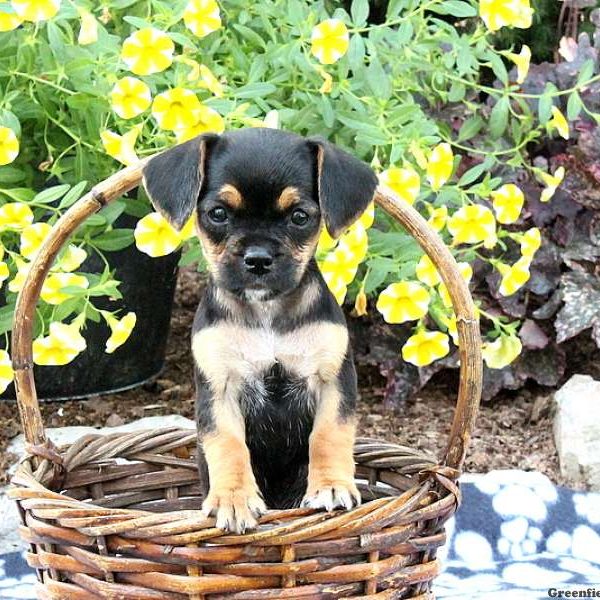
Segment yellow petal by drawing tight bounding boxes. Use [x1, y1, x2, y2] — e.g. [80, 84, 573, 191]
[0, 126, 20, 166]
[482, 334, 522, 369]
[78, 8, 98, 45]
[183, 0, 221, 38]
[0, 349, 14, 393]
[311, 19, 349, 65]
[426, 143, 453, 191]
[376, 281, 430, 324]
[11, 0, 61, 22]
[402, 330, 450, 367]
[134, 212, 182, 257]
[379, 165, 420, 205]
[105, 312, 137, 353]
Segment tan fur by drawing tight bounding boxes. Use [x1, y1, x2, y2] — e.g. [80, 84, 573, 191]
[305, 382, 358, 503]
[218, 184, 243, 210]
[197, 229, 226, 277]
[276, 186, 300, 211]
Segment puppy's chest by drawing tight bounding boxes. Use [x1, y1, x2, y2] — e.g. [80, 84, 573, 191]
[192, 321, 348, 385]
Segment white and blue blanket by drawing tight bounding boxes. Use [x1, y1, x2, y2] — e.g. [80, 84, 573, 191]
[1, 470, 599, 599]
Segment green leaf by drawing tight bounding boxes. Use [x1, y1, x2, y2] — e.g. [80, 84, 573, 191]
[123, 16, 153, 29]
[0, 302, 16, 336]
[430, 1, 477, 17]
[567, 91, 583, 121]
[458, 115, 484, 141]
[232, 24, 267, 50]
[458, 155, 494, 186]
[538, 83, 557, 123]
[348, 33, 365, 71]
[448, 82, 466, 102]
[490, 96, 509, 139]
[577, 59, 594, 86]
[366, 57, 391, 100]
[59, 181, 88, 209]
[0, 166, 26, 184]
[234, 82, 277, 99]
[33, 184, 71, 205]
[351, 0, 369, 25]
[92, 229, 134, 251]
[488, 53, 508, 85]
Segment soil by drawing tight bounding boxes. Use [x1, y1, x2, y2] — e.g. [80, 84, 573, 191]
[0, 268, 567, 488]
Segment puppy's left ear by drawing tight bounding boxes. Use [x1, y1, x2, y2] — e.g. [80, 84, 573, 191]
[142, 133, 218, 230]
[308, 137, 377, 238]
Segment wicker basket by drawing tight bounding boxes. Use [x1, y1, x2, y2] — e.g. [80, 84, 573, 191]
[9, 159, 482, 599]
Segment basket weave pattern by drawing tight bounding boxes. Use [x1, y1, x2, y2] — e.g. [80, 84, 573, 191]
[9, 160, 482, 599]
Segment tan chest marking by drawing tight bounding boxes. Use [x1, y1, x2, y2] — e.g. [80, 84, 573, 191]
[192, 321, 348, 392]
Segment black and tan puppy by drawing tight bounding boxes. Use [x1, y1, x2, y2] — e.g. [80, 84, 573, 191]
[142, 128, 377, 533]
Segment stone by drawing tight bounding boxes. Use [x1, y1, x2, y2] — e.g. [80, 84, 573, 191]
[1, 414, 195, 552]
[554, 374, 600, 490]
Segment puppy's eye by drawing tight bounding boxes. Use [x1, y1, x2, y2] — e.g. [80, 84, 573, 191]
[208, 206, 228, 224]
[290, 209, 310, 226]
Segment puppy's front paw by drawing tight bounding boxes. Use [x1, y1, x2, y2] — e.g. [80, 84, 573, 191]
[301, 480, 361, 511]
[202, 486, 266, 534]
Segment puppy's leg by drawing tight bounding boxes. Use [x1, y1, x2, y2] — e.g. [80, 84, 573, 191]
[302, 375, 361, 511]
[198, 381, 266, 533]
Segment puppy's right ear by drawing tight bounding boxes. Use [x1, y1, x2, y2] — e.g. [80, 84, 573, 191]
[142, 133, 218, 230]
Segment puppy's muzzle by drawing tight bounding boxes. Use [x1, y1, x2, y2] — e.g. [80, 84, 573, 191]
[244, 246, 273, 276]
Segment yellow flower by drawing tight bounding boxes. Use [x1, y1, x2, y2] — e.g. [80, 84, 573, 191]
[379, 165, 420, 205]
[0, 202, 33, 230]
[491, 183, 525, 224]
[317, 227, 338, 253]
[507, 45, 531, 84]
[438, 262, 473, 307]
[8, 259, 30, 293]
[134, 212, 182, 257]
[0, 261, 8, 286]
[319, 245, 360, 286]
[11, 0, 60, 22]
[311, 19, 349, 65]
[41, 272, 89, 305]
[0, 350, 13, 393]
[354, 288, 367, 317]
[152, 87, 202, 132]
[497, 257, 531, 296]
[319, 70, 333, 94]
[199, 64, 224, 97]
[447, 204, 496, 245]
[174, 104, 225, 142]
[426, 143, 453, 191]
[325, 273, 348, 305]
[105, 312, 137, 353]
[0, 126, 19, 166]
[20, 222, 52, 259]
[479, 0, 533, 32]
[77, 8, 97, 45]
[0, 5, 23, 31]
[179, 215, 197, 240]
[376, 281, 430, 324]
[539, 167, 565, 202]
[57, 245, 87, 272]
[427, 204, 448, 232]
[110, 77, 152, 120]
[415, 254, 441, 287]
[358, 202, 375, 230]
[121, 27, 174, 76]
[183, 0, 221, 38]
[100, 127, 140, 166]
[519, 227, 541, 258]
[338, 221, 368, 263]
[402, 330, 450, 367]
[548, 106, 569, 140]
[482, 333, 522, 369]
[33, 322, 86, 366]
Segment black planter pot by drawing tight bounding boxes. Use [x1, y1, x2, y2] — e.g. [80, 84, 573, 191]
[2, 214, 180, 401]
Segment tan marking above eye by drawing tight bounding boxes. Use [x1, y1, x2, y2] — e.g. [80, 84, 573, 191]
[218, 184, 243, 210]
[276, 186, 300, 211]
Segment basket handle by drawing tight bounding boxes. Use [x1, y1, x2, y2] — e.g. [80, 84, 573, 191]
[11, 163, 481, 473]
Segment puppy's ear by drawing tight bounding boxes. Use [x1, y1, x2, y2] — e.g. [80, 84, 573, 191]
[142, 134, 218, 230]
[308, 137, 377, 238]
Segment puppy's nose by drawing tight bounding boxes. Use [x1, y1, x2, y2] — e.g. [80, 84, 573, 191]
[244, 246, 273, 275]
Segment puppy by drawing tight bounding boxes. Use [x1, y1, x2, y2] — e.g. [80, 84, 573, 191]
[142, 128, 377, 533]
